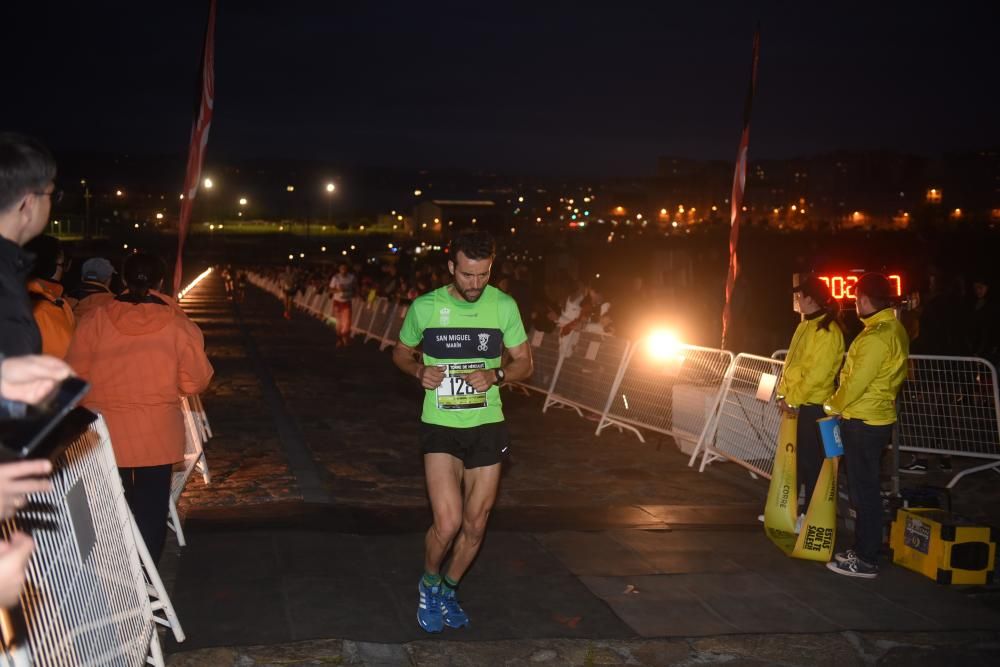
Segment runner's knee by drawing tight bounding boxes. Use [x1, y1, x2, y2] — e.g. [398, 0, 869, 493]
[433, 513, 462, 542]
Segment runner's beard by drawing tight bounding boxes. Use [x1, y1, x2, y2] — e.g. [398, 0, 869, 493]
[455, 284, 484, 302]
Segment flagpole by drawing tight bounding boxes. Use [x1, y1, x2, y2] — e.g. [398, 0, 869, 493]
[173, 0, 217, 296]
[721, 27, 761, 349]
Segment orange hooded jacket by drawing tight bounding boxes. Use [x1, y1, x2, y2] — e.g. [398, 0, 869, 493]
[66, 290, 214, 467]
[27, 278, 75, 358]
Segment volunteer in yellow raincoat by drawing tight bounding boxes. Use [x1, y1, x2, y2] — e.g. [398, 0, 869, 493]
[776, 276, 844, 525]
[823, 273, 909, 579]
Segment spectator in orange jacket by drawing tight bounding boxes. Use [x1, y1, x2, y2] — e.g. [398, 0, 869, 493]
[66, 253, 213, 561]
[24, 234, 74, 358]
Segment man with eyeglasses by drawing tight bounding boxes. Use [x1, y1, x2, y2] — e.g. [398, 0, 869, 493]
[0, 133, 60, 357]
[0, 132, 70, 612]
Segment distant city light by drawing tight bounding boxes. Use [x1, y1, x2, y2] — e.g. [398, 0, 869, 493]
[155, 212, 164, 220]
[517, 196, 524, 203]
[326, 182, 336, 193]
[123, 243, 128, 249]
[239, 197, 248, 206]
[299, 252, 305, 258]
[203, 178, 214, 189]
[321, 246, 327, 252]
[134, 223, 139, 229]
[289, 254, 294, 260]
[414, 189, 422, 196]
[286, 185, 295, 192]
[115, 190, 123, 197]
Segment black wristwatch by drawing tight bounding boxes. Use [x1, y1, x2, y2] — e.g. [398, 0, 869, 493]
[493, 367, 506, 386]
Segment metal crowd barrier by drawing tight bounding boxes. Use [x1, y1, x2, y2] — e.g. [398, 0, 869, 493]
[365, 298, 393, 345]
[380, 304, 408, 351]
[693, 353, 785, 478]
[543, 331, 636, 428]
[898, 354, 1000, 488]
[0, 417, 183, 666]
[350, 297, 366, 334]
[519, 329, 561, 395]
[168, 397, 213, 548]
[603, 343, 735, 450]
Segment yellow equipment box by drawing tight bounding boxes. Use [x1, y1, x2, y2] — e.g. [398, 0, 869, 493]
[888, 508, 996, 585]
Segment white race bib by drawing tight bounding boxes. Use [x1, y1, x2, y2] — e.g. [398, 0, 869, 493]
[436, 362, 489, 410]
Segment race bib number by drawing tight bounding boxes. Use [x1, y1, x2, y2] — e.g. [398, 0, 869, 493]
[436, 362, 489, 410]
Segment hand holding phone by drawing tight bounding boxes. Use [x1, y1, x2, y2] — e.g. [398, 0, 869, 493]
[0, 355, 72, 405]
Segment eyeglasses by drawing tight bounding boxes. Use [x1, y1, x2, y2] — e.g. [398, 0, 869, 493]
[34, 188, 64, 205]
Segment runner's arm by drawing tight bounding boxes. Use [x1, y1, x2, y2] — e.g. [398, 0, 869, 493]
[500, 341, 532, 383]
[392, 342, 444, 389]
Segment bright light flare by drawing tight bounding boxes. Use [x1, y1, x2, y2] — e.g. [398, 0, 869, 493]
[646, 329, 683, 361]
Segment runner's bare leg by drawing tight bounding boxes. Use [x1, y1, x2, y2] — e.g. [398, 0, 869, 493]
[445, 462, 501, 581]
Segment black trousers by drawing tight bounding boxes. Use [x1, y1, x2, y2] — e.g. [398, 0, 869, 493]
[796, 404, 826, 509]
[840, 419, 893, 564]
[119, 465, 173, 563]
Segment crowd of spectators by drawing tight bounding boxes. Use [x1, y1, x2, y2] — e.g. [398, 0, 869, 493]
[0, 133, 213, 611]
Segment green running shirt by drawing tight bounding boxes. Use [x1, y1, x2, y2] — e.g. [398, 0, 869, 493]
[399, 284, 527, 428]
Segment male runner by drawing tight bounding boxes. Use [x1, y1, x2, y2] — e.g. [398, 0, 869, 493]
[392, 229, 532, 632]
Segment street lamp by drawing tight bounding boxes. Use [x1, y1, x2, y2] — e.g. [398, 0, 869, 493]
[321, 182, 337, 239]
[203, 177, 214, 190]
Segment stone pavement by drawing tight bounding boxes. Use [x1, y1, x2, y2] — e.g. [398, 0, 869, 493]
[162, 275, 1000, 665]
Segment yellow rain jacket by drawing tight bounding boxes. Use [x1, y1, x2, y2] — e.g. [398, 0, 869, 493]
[824, 308, 909, 425]
[776, 314, 845, 407]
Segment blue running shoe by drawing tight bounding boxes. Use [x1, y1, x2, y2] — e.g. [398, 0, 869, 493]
[440, 587, 470, 628]
[417, 579, 444, 633]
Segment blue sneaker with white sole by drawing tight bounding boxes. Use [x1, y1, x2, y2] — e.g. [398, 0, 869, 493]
[417, 579, 444, 633]
[440, 587, 470, 628]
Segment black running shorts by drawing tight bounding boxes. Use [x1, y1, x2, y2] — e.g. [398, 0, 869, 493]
[419, 421, 510, 469]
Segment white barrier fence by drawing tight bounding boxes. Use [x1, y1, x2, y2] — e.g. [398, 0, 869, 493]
[604, 344, 735, 451]
[897, 355, 1000, 488]
[0, 395, 213, 665]
[692, 353, 785, 478]
[1, 418, 169, 665]
[247, 273, 1000, 488]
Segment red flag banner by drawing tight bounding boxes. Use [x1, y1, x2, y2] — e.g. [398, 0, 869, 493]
[173, 0, 217, 295]
[721, 29, 760, 348]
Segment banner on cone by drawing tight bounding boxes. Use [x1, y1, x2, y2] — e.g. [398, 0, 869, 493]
[763, 412, 839, 561]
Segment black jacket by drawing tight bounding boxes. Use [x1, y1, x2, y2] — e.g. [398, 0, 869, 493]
[0, 236, 42, 355]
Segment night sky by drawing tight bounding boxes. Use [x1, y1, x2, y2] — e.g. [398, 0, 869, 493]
[3, 1, 998, 176]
